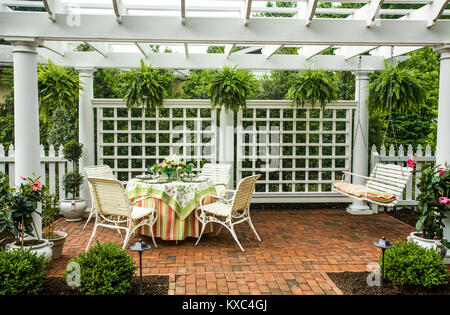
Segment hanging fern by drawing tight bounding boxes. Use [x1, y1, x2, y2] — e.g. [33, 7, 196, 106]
[38, 60, 81, 123]
[121, 60, 174, 111]
[369, 62, 426, 113]
[285, 68, 339, 109]
[209, 66, 256, 113]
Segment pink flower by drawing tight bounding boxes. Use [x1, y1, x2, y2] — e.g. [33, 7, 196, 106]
[406, 157, 415, 168]
[160, 162, 167, 167]
[439, 197, 450, 205]
[5, 206, 8, 211]
[32, 181, 41, 191]
[58, 227, 64, 232]
[437, 167, 446, 176]
[20, 176, 27, 181]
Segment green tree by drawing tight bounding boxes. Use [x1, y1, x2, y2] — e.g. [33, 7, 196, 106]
[94, 68, 123, 98]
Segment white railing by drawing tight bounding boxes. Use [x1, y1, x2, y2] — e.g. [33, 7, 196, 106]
[0, 144, 69, 200]
[370, 144, 435, 210]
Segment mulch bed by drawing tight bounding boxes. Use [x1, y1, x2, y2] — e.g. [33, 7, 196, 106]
[327, 271, 450, 295]
[40, 275, 169, 295]
[386, 207, 420, 227]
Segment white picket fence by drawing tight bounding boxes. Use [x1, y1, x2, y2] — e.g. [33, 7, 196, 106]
[0, 144, 69, 200]
[370, 143, 435, 210]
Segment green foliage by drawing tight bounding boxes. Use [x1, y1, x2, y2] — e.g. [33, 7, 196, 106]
[63, 171, 84, 199]
[62, 140, 83, 163]
[256, 70, 297, 100]
[415, 162, 450, 243]
[382, 240, 449, 289]
[94, 68, 124, 98]
[121, 60, 174, 111]
[0, 92, 14, 147]
[209, 66, 257, 113]
[0, 248, 49, 295]
[38, 60, 81, 123]
[369, 62, 426, 114]
[63, 242, 138, 295]
[285, 68, 339, 108]
[41, 185, 60, 239]
[47, 109, 78, 149]
[180, 69, 217, 99]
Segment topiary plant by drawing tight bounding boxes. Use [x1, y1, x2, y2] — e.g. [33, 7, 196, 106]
[0, 248, 49, 295]
[382, 240, 449, 290]
[63, 242, 138, 295]
[285, 68, 339, 109]
[209, 65, 256, 113]
[62, 140, 84, 199]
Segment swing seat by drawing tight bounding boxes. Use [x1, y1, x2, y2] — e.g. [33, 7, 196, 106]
[333, 163, 413, 207]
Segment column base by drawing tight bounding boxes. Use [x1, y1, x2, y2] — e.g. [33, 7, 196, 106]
[444, 253, 450, 265]
[346, 203, 373, 215]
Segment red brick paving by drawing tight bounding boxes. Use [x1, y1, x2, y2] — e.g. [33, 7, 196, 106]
[47, 208, 415, 295]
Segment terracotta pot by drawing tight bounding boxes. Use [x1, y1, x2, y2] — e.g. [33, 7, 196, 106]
[60, 198, 87, 221]
[5, 239, 54, 260]
[44, 230, 68, 259]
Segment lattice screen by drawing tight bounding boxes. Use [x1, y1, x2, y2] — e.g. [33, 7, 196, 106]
[94, 99, 217, 181]
[236, 101, 356, 196]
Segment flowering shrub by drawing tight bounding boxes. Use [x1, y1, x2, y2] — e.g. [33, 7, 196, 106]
[0, 175, 42, 246]
[416, 162, 450, 248]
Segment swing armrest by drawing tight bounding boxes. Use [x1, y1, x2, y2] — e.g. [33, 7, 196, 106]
[342, 171, 371, 181]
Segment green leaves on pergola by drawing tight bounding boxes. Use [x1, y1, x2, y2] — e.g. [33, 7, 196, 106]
[209, 66, 256, 113]
[121, 60, 173, 111]
[285, 69, 339, 109]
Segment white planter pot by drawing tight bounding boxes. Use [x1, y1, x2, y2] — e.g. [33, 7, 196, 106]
[60, 198, 87, 222]
[5, 239, 54, 260]
[407, 231, 447, 258]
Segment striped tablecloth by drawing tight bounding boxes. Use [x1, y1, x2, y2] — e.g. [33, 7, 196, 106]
[126, 178, 217, 240]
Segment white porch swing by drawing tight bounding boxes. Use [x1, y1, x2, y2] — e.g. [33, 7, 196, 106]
[333, 52, 413, 208]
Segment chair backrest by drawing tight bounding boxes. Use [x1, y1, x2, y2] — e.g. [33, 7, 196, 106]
[84, 165, 115, 179]
[367, 163, 413, 199]
[200, 163, 232, 186]
[87, 177, 131, 218]
[231, 174, 261, 212]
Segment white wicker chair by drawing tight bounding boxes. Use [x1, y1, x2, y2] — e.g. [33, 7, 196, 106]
[199, 163, 232, 197]
[86, 177, 158, 251]
[195, 174, 261, 252]
[83, 165, 115, 230]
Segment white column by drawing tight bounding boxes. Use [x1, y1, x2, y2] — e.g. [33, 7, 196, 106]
[218, 109, 234, 188]
[347, 71, 372, 215]
[434, 45, 450, 264]
[77, 68, 95, 210]
[8, 38, 42, 237]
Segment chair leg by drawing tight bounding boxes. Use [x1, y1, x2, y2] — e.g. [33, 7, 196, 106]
[246, 216, 261, 242]
[149, 223, 157, 248]
[195, 221, 208, 246]
[85, 223, 98, 251]
[215, 225, 223, 236]
[122, 228, 132, 250]
[227, 224, 245, 252]
[82, 208, 95, 230]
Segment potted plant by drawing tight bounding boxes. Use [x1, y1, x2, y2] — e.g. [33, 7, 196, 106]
[408, 162, 449, 257]
[209, 65, 256, 113]
[121, 60, 174, 111]
[42, 185, 67, 259]
[60, 140, 87, 221]
[285, 68, 339, 109]
[0, 175, 53, 260]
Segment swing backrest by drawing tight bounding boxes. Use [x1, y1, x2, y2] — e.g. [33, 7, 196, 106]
[367, 163, 412, 200]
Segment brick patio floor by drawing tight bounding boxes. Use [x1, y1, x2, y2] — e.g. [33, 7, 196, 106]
[47, 208, 415, 295]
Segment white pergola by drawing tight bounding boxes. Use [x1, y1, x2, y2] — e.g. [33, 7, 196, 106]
[0, 0, 449, 237]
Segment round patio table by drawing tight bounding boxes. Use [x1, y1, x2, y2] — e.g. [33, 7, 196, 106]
[126, 177, 217, 241]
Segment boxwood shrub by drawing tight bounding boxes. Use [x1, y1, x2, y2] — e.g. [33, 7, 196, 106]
[0, 248, 49, 295]
[382, 240, 449, 289]
[63, 242, 137, 295]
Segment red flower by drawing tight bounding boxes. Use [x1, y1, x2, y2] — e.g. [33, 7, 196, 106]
[32, 181, 41, 191]
[406, 157, 415, 168]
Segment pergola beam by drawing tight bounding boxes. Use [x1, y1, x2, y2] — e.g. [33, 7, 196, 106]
[134, 42, 148, 58]
[1, 14, 449, 46]
[83, 41, 108, 58]
[243, 0, 253, 26]
[224, 44, 236, 59]
[181, 0, 186, 25]
[42, 0, 66, 22]
[301, 45, 332, 59]
[184, 43, 189, 59]
[350, 0, 385, 27]
[112, 0, 127, 24]
[402, 0, 449, 27]
[262, 45, 284, 59]
[29, 49, 387, 71]
[304, 0, 320, 26]
[369, 45, 424, 58]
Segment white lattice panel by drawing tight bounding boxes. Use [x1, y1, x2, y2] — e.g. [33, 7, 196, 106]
[93, 99, 217, 182]
[237, 101, 356, 199]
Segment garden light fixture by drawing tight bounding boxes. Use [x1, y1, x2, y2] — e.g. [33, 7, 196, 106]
[130, 239, 151, 295]
[373, 236, 394, 295]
